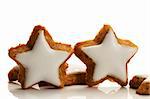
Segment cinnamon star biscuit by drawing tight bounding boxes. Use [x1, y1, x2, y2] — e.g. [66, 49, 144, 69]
[9, 25, 73, 89]
[74, 25, 138, 87]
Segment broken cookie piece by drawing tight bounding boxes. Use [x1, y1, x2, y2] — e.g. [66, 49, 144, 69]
[129, 75, 148, 89]
[8, 66, 19, 82]
[136, 77, 150, 95]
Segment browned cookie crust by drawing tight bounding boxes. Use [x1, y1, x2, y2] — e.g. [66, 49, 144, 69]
[65, 72, 86, 86]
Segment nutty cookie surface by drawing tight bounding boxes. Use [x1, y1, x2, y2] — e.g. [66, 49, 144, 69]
[129, 75, 148, 89]
[130, 75, 150, 95]
[136, 77, 150, 95]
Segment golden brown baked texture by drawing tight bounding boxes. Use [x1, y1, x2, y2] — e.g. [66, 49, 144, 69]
[8, 65, 86, 86]
[8, 66, 19, 82]
[136, 79, 150, 95]
[129, 75, 148, 89]
[8, 25, 73, 89]
[65, 72, 86, 86]
[74, 25, 138, 87]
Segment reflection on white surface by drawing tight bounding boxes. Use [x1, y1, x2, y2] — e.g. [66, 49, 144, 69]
[8, 83, 150, 99]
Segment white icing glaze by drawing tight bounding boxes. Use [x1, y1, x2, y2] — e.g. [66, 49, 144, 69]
[82, 29, 137, 82]
[16, 30, 70, 88]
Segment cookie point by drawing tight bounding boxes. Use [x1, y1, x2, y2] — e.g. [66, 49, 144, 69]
[34, 25, 45, 31]
[103, 24, 111, 29]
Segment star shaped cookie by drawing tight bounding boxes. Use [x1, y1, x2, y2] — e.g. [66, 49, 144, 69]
[9, 25, 73, 89]
[74, 25, 138, 87]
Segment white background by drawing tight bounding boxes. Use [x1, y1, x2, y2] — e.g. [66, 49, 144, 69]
[0, 0, 150, 98]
